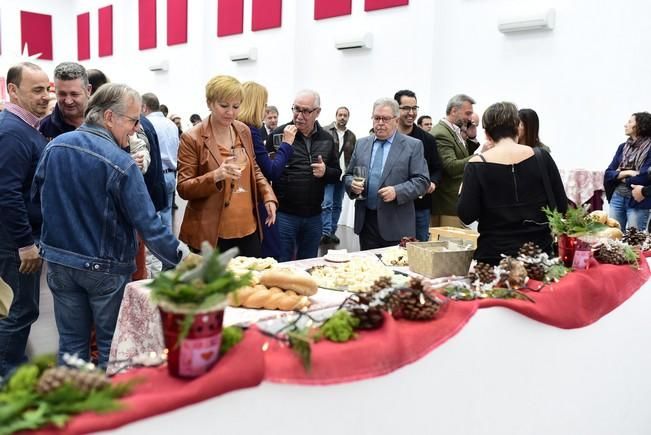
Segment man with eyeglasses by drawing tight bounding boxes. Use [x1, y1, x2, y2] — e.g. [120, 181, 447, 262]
[0, 62, 50, 377]
[394, 90, 442, 242]
[431, 94, 478, 228]
[141, 92, 180, 233]
[343, 98, 429, 250]
[32, 83, 193, 368]
[270, 90, 341, 261]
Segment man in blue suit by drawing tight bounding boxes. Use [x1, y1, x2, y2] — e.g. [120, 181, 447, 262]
[343, 98, 429, 250]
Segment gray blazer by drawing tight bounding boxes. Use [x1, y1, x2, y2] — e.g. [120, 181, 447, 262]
[343, 131, 429, 241]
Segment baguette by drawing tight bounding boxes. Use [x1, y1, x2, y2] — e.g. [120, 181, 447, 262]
[259, 270, 318, 296]
[228, 285, 310, 311]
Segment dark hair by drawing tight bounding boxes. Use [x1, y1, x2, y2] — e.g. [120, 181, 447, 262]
[417, 115, 432, 126]
[6, 62, 41, 89]
[394, 89, 417, 105]
[335, 106, 349, 115]
[633, 112, 651, 138]
[87, 69, 109, 95]
[54, 62, 88, 87]
[482, 102, 519, 142]
[142, 93, 160, 112]
[518, 108, 541, 147]
[190, 113, 201, 124]
[159, 104, 169, 117]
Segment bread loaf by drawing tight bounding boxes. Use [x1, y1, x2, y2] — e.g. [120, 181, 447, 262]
[259, 270, 318, 296]
[228, 285, 310, 311]
[605, 217, 621, 229]
[589, 210, 609, 224]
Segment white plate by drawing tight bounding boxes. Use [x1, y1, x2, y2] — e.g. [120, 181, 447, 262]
[323, 254, 351, 263]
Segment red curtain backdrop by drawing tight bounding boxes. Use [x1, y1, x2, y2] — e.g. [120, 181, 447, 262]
[20, 11, 53, 60]
[252, 0, 282, 31]
[98, 5, 113, 57]
[139, 0, 157, 50]
[217, 0, 244, 36]
[167, 0, 188, 45]
[364, 0, 409, 12]
[77, 12, 90, 60]
[314, 0, 352, 20]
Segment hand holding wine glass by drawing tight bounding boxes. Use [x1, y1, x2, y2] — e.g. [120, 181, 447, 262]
[352, 166, 367, 200]
[231, 146, 248, 193]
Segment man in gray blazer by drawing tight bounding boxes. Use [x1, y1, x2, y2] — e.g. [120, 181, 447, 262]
[343, 98, 429, 250]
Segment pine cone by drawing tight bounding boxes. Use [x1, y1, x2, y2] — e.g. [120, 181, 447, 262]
[595, 243, 630, 265]
[470, 262, 495, 284]
[37, 366, 110, 394]
[524, 263, 546, 281]
[385, 288, 441, 321]
[369, 276, 393, 293]
[498, 257, 528, 288]
[622, 227, 648, 247]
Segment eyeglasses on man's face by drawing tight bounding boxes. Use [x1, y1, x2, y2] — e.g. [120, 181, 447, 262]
[292, 105, 319, 116]
[372, 115, 396, 123]
[115, 112, 140, 128]
[399, 105, 419, 113]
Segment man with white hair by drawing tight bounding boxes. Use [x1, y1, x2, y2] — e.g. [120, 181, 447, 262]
[344, 98, 429, 250]
[271, 90, 341, 260]
[32, 83, 191, 367]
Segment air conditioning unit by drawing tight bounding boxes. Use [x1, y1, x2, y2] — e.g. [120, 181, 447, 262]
[335, 33, 373, 50]
[230, 48, 257, 62]
[498, 9, 555, 33]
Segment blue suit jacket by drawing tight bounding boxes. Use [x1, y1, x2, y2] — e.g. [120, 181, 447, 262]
[343, 131, 429, 241]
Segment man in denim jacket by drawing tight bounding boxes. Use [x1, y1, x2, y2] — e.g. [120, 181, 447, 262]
[32, 83, 190, 367]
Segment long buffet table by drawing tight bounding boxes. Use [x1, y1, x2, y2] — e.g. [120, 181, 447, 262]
[52, 251, 651, 435]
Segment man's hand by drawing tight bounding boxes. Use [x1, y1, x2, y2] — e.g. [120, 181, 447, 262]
[133, 151, 145, 170]
[427, 182, 436, 194]
[265, 202, 277, 226]
[311, 155, 326, 178]
[351, 179, 365, 195]
[19, 245, 41, 274]
[378, 186, 397, 202]
[632, 184, 645, 202]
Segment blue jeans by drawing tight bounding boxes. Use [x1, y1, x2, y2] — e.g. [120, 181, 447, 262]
[0, 239, 40, 377]
[609, 191, 650, 230]
[47, 262, 129, 368]
[159, 171, 176, 232]
[277, 212, 322, 262]
[415, 209, 431, 241]
[321, 181, 345, 236]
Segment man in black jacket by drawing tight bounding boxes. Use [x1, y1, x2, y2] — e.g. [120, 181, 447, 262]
[395, 90, 442, 241]
[271, 90, 341, 261]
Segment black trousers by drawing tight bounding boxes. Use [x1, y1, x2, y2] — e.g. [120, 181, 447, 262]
[217, 231, 261, 258]
[359, 209, 399, 251]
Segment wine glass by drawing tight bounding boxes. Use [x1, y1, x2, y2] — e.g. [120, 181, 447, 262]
[353, 166, 367, 200]
[231, 147, 248, 193]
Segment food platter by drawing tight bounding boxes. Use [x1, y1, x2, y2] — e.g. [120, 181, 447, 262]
[306, 256, 409, 292]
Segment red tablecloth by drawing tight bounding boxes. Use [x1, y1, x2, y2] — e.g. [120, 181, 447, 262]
[263, 299, 479, 385]
[477, 257, 650, 328]
[34, 331, 266, 435]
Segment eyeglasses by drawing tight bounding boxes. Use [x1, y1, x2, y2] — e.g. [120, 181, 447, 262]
[399, 105, 419, 113]
[115, 112, 140, 128]
[292, 106, 319, 116]
[372, 115, 396, 123]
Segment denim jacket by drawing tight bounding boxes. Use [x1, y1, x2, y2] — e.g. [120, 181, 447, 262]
[32, 124, 183, 275]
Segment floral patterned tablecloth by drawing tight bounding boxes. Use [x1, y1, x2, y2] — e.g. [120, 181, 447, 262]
[559, 168, 604, 206]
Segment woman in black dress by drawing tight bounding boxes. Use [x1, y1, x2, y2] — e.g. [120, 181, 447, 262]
[457, 102, 567, 265]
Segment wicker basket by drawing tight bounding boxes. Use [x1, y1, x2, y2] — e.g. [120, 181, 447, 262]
[407, 241, 475, 278]
[428, 226, 479, 248]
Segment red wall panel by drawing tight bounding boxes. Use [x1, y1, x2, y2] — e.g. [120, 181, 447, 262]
[98, 5, 113, 57]
[364, 0, 409, 12]
[252, 0, 282, 31]
[20, 11, 53, 60]
[314, 0, 352, 20]
[217, 0, 244, 36]
[139, 0, 157, 50]
[77, 13, 90, 60]
[167, 0, 188, 45]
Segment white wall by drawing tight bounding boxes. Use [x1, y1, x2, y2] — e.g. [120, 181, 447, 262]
[1, 0, 649, 171]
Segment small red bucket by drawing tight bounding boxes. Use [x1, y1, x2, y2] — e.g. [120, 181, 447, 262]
[159, 307, 224, 378]
[558, 234, 577, 268]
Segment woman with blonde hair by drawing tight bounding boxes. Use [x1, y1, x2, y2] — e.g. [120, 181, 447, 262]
[238, 81, 295, 258]
[177, 75, 278, 256]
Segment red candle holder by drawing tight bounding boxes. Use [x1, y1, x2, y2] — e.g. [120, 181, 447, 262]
[558, 234, 578, 267]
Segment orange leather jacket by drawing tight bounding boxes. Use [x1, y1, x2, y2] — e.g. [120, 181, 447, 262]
[177, 117, 277, 250]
